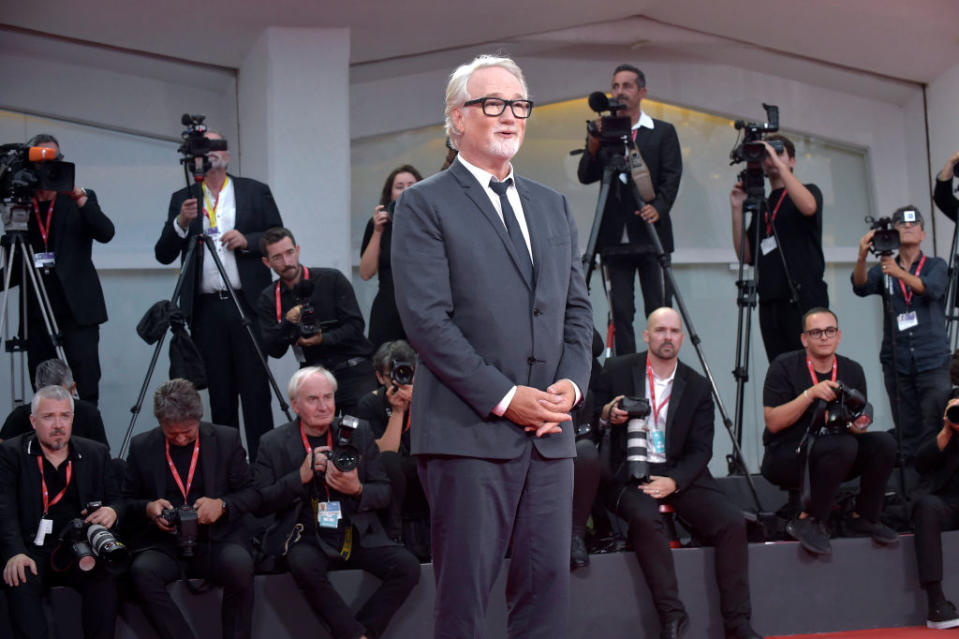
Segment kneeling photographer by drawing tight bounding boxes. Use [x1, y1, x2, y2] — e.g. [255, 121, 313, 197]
[122, 379, 261, 639]
[1, 385, 122, 639]
[256, 227, 376, 415]
[354, 340, 430, 560]
[254, 367, 419, 639]
[852, 206, 951, 463]
[762, 308, 897, 556]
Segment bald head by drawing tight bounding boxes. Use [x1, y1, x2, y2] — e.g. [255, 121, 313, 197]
[643, 307, 684, 362]
[647, 307, 681, 331]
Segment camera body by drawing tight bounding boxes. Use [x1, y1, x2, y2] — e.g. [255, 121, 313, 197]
[865, 216, 900, 256]
[823, 382, 870, 434]
[293, 278, 318, 337]
[58, 503, 129, 574]
[324, 415, 362, 473]
[160, 505, 200, 557]
[390, 358, 414, 386]
[1, 143, 75, 231]
[178, 114, 228, 177]
[729, 103, 781, 166]
[619, 396, 652, 419]
[585, 91, 633, 147]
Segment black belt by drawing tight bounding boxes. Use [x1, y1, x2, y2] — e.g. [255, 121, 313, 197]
[330, 357, 366, 373]
[200, 289, 239, 301]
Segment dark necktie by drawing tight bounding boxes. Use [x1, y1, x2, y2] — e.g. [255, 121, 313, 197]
[488, 178, 532, 280]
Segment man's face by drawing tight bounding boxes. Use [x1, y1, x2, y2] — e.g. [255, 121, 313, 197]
[161, 420, 200, 447]
[800, 312, 841, 359]
[30, 397, 73, 452]
[643, 309, 684, 361]
[896, 219, 925, 247]
[204, 132, 230, 171]
[262, 237, 301, 282]
[292, 373, 336, 433]
[611, 71, 646, 115]
[451, 66, 527, 168]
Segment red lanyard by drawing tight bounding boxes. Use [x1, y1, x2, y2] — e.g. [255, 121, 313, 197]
[764, 190, 789, 236]
[898, 254, 926, 308]
[646, 362, 672, 426]
[165, 437, 200, 505]
[806, 357, 837, 387]
[37, 457, 72, 515]
[32, 196, 56, 252]
[405, 408, 412, 433]
[275, 266, 310, 322]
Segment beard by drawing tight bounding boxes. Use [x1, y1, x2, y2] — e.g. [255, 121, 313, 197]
[208, 154, 229, 171]
[488, 135, 521, 160]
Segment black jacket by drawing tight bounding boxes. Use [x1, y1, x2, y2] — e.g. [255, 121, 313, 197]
[915, 432, 959, 497]
[1, 400, 108, 450]
[0, 434, 118, 562]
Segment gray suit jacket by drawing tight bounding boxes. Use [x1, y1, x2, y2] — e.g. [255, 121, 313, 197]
[391, 159, 593, 460]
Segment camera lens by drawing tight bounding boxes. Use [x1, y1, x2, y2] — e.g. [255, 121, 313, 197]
[947, 405, 959, 424]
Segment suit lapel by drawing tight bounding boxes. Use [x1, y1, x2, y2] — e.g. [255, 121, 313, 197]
[664, 366, 686, 458]
[285, 421, 306, 468]
[514, 178, 540, 285]
[150, 430, 168, 499]
[631, 354, 648, 398]
[200, 423, 217, 498]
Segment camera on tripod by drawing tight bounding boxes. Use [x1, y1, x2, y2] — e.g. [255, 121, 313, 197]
[178, 114, 228, 178]
[0, 143, 75, 232]
[160, 504, 200, 557]
[584, 92, 633, 146]
[823, 382, 872, 434]
[323, 415, 362, 472]
[864, 215, 902, 256]
[729, 104, 782, 165]
[58, 503, 130, 574]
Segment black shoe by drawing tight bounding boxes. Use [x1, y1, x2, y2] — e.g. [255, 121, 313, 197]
[660, 613, 689, 639]
[725, 623, 763, 639]
[786, 517, 831, 555]
[927, 600, 959, 629]
[570, 535, 589, 570]
[845, 515, 899, 545]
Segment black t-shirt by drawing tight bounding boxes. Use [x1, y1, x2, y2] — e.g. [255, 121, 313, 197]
[745, 184, 826, 303]
[164, 441, 205, 507]
[27, 198, 71, 320]
[361, 218, 393, 292]
[762, 350, 867, 450]
[355, 387, 410, 455]
[36, 454, 82, 550]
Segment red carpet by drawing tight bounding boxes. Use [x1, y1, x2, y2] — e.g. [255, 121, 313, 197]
[771, 627, 956, 637]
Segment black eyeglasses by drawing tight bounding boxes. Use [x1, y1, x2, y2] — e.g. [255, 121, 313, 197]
[805, 327, 839, 339]
[463, 97, 534, 119]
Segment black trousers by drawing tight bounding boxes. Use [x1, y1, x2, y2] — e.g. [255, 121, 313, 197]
[605, 252, 671, 355]
[761, 431, 896, 521]
[128, 542, 254, 639]
[27, 316, 100, 404]
[757, 298, 803, 364]
[882, 363, 952, 461]
[327, 360, 378, 417]
[286, 536, 419, 639]
[913, 492, 959, 585]
[607, 481, 751, 631]
[4, 548, 117, 639]
[380, 451, 428, 540]
[572, 438, 601, 538]
[192, 294, 274, 459]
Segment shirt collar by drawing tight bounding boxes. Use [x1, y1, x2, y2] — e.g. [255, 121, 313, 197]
[456, 154, 515, 190]
[649, 360, 678, 384]
[632, 111, 655, 131]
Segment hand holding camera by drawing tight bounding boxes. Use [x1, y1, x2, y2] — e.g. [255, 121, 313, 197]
[939, 152, 959, 181]
[372, 204, 391, 232]
[386, 383, 412, 412]
[806, 380, 840, 403]
[299, 446, 330, 484]
[146, 498, 176, 532]
[177, 197, 199, 229]
[193, 496, 226, 525]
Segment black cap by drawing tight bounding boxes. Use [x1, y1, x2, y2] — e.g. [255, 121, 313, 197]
[892, 207, 924, 228]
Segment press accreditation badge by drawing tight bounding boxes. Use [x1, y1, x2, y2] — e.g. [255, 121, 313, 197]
[34, 517, 53, 546]
[318, 501, 342, 529]
[648, 430, 666, 458]
[33, 252, 55, 270]
[206, 226, 220, 237]
[760, 236, 777, 256]
[897, 311, 918, 332]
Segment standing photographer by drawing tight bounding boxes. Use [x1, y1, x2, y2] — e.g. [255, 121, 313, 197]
[0, 385, 120, 639]
[577, 64, 682, 355]
[730, 134, 828, 363]
[122, 379, 261, 639]
[933, 152, 959, 221]
[852, 206, 951, 462]
[256, 227, 376, 416]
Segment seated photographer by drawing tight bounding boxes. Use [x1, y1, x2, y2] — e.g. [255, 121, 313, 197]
[354, 340, 429, 560]
[933, 152, 958, 222]
[594, 308, 761, 639]
[761, 308, 897, 556]
[1, 385, 120, 639]
[256, 227, 376, 415]
[0, 359, 107, 448]
[852, 206, 951, 462]
[254, 366, 419, 639]
[912, 396, 959, 630]
[122, 379, 261, 639]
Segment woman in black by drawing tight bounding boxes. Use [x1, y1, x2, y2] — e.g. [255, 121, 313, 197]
[360, 165, 423, 349]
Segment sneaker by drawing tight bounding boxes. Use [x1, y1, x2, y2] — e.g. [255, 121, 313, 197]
[570, 535, 589, 570]
[846, 515, 900, 545]
[927, 600, 959, 629]
[786, 516, 831, 555]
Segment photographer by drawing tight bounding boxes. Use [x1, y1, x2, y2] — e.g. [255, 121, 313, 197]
[0, 385, 120, 639]
[354, 340, 429, 559]
[256, 227, 376, 415]
[14, 133, 115, 405]
[254, 367, 419, 639]
[577, 64, 682, 355]
[359, 165, 423, 349]
[911, 396, 959, 630]
[852, 206, 951, 462]
[761, 308, 897, 556]
[594, 308, 761, 639]
[155, 129, 279, 459]
[122, 379, 261, 639]
[933, 152, 958, 221]
[730, 134, 828, 363]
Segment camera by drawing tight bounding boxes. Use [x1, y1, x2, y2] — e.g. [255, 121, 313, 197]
[729, 103, 781, 165]
[823, 382, 871, 434]
[294, 279, 318, 337]
[385, 199, 398, 222]
[946, 386, 959, 423]
[390, 358, 414, 386]
[178, 114, 228, 178]
[58, 509, 130, 574]
[323, 415, 362, 472]
[160, 505, 200, 557]
[865, 215, 900, 256]
[620, 396, 652, 482]
[585, 91, 633, 146]
[0, 143, 75, 232]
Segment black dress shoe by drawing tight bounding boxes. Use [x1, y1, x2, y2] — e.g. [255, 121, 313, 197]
[660, 613, 689, 639]
[570, 535, 589, 570]
[786, 516, 831, 555]
[725, 623, 764, 639]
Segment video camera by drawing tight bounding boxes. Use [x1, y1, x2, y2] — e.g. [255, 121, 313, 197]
[823, 382, 872, 434]
[160, 504, 200, 557]
[322, 415, 362, 473]
[58, 503, 130, 574]
[585, 91, 633, 146]
[178, 114, 228, 178]
[729, 104, 782, 165]
[0, 143, 75, 232]
[864, 215, 901, 257]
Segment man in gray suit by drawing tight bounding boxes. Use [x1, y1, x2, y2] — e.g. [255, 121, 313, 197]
[392, 55, 593, 639]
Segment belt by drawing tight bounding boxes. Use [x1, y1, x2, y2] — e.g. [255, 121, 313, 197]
[200, 289, 239, 301]
[330, 357, 366, 373]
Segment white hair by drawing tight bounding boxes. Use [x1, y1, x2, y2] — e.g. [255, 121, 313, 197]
[444, 54, 529, 149]
[287, 366, 338, 401]
[31, 385, 74, 415]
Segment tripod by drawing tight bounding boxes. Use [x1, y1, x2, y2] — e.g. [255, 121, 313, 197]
[120, 171, 291, 458]
[944, 209, 959, 350]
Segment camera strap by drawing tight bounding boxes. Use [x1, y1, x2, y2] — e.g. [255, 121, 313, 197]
[897, 254, 926, 307]
[32, 196, 56, 252]
[806, 357, 837, 387]
[201, 176, 230, 230]
[764, 189, 788, 236]
[275, 266, 310, 322]
[37, 457, 72, 515]
[165, 437, 200, 505]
